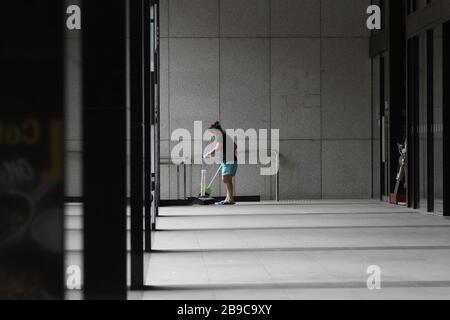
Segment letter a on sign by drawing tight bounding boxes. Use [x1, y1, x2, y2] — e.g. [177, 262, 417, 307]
[66, 5, 81, 30]
[366, 5, 381, 30]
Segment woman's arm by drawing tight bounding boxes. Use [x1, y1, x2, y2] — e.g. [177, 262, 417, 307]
[204, 142, 221, 158]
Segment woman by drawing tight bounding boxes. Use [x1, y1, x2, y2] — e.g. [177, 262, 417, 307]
[204, 121, 238, 205]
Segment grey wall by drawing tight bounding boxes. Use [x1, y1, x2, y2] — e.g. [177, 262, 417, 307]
[160, 0, 373, 200]
[64, 0, 373, 200]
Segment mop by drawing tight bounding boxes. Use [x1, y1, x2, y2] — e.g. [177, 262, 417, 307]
[193, 160, 223, 205]
[202, 164, 223, 197]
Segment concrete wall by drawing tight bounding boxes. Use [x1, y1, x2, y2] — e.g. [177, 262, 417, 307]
[64, 0, 373, 200]
[160, 0, 372, 200]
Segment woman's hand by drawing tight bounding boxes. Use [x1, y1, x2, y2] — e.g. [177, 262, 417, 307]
[203, 150, 216, 159]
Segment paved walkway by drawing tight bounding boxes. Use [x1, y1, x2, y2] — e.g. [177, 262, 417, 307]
[139, 200, 450, 300]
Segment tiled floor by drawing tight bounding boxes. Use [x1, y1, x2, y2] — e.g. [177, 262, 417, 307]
[142, 201, 450, 300]
[65, 200, 450, 300]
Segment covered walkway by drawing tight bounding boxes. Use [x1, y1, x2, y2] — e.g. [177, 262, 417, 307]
[137, 201, 450, 300]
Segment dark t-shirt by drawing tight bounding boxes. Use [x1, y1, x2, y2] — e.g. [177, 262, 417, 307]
[218, 131, 237, 163]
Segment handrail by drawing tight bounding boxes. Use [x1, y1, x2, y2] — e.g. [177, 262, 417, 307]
[159, 150, 280, 202]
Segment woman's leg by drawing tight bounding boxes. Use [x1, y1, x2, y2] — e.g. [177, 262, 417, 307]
[222, 175, 234, 203]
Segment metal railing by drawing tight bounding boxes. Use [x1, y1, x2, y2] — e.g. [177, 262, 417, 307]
[160, 150, 280, 201]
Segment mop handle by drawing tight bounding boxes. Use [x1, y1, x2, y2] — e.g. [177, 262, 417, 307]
[207, 164, 223, 189]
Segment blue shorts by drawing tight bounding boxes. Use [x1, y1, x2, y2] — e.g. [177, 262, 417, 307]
[221, 163, 238, 177]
